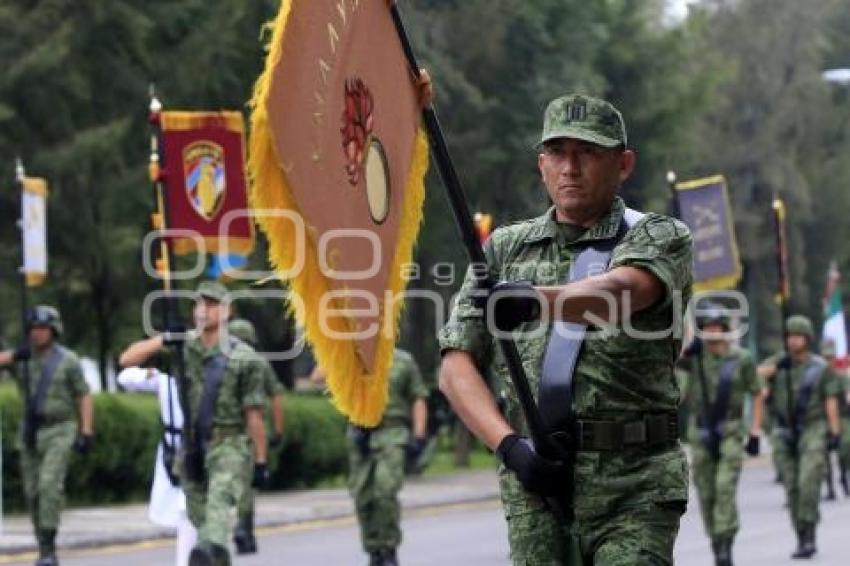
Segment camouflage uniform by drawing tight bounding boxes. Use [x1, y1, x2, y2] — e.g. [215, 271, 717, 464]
[15, 346, 89, 545]
[440, 196, 693, 565]
[681, 347, 759, 547]
[236, 357, 283, 529]
[840, 375, 850, 490]
[348, 348, 429, 559]
[764, 352, 841, 533]
[178, 334, 266, 557]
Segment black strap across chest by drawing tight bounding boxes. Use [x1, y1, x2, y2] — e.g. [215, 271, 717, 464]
[539, 208, 645, 434]
[793, 359, 825, 430]
[709, 356, 739, 430]
[195, 341, 237, 442]
[31, 346, 65, 418]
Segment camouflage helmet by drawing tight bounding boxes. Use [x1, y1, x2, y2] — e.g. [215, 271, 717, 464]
[696, 302, 730, 330]
[820, 338, 837, 358]
[228, 318, 257, 346]
[27, 305, 63, 336]
[786, 314, 814, 340]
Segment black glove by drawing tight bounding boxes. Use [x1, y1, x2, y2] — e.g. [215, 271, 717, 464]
[682, 337, 702, 358]
[496, 433, 568, 497]
[745, 434, 760, 457]
[252, 462, 270, 488]
[73, 433, 93, 455]
[487, 281, 541, 332]
[828, 433, 841, 452]
[406, 436, 428, 462]
[269, 432, 283, 450]
[162, 322, 188, 346]
[13, 344, 31, 362]
[776, 356, 792, 371]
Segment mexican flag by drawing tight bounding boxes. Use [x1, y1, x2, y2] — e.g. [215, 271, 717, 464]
[822, 261, 849, 368]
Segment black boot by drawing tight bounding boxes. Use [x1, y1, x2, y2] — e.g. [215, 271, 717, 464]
[189, 542, 231, 566]
[717, 539, 733, 566]
[791, 525, 816, 559]
[368, 548, 399, 566]
[34, 529, 58, 566]
[233, 513, 257, 554]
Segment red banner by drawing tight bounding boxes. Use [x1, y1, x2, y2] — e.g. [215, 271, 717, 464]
[159, 111, 254, 256]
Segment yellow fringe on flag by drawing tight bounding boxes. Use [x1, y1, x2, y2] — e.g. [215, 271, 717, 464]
[248, 1, 429, 426]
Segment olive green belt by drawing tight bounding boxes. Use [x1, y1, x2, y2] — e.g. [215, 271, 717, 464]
[574, 412, 679, 452]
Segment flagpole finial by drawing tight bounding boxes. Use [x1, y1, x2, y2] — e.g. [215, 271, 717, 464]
[14, 156, 24, 182]
[666, 170, 677, 185]
[149, 83, 162, 114]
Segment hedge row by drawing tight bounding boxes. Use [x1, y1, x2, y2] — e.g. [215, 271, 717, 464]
[0, 386, 347, 513]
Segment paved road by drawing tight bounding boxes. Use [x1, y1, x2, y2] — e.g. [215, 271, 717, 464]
[2, 458, 849, 565]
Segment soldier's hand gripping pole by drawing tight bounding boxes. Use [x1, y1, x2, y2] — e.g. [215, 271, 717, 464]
[772, 198, 796, 455]
[389, 3, 571, 520]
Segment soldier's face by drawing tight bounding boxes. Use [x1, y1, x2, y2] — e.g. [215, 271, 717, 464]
[28, 325, 53, 349]
[194, 298, 229, 332]
[538, 138, 635, 225]
[702, 323, 728, 351]
[786, 334, 809, 355]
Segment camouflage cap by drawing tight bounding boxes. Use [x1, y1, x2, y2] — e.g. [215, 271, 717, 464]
[228, 318, 257, 346]
[196, 280, 228, 302]
[786, 314, 814, 339]
[537, 94, 627, 148]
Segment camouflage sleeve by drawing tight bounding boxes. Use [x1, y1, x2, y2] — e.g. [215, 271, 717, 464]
[240, 353, 267, 408]
[822, 365, 843, 398]
[740, 350, 761, 395]
[609, 214, 693, 312]
[437, 242, 496, 369]
[66, 356, 90, 398]
[263, 361, 284, 397]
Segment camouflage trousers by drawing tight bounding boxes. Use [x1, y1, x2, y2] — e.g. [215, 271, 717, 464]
[499, 460, 685, 564]
[840, 417, 850, 471]
[237, 447, 255, 522]
[348, 426, 408, 554]
[772, 426, 826, 530]
[183, 435, 251, 548]
[20, 420, 76, 531]
[690, 433, 744, 543]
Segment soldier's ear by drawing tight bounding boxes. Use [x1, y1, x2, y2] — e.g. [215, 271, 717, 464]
[618, 149, 636, 183]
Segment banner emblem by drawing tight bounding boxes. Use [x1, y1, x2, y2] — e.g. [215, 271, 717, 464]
[184, 141, 226, 220]
[341, 78, 391, 224]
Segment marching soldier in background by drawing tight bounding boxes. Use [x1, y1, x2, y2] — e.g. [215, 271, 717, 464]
[0, 306, 94, 566]
[119, 282, 267, 566]
[821, 339, 850, 497]
[758, 315, 842, 559]
[680, 307, 764, 566]
[346, 348, 429, 566]
[226, 317, 285, 555]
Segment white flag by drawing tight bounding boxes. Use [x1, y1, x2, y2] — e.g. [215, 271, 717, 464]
[21, 177, 47, 287]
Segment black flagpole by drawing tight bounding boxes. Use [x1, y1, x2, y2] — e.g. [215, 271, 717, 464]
[15, 158, 35, 449]
[667, 171, 718, 459]
[148, 89, 200, 480]
[388, 3, 550, 453]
